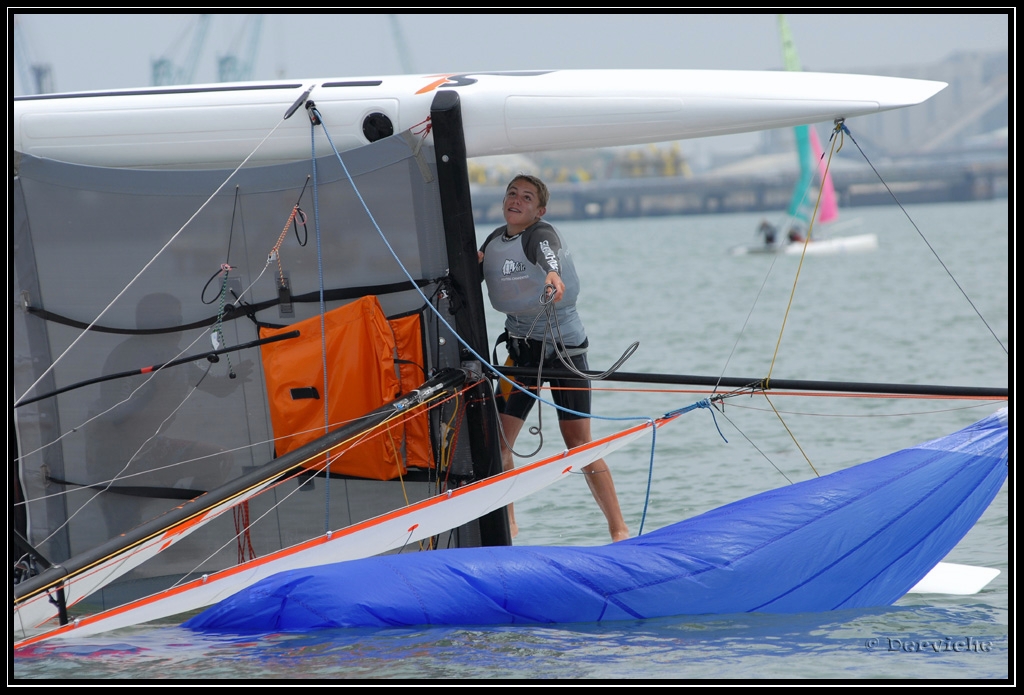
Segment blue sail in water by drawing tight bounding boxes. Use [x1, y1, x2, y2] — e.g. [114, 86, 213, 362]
[186, 409, 1007, 632]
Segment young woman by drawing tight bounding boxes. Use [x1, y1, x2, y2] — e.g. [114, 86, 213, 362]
[478, 175, 628, 542]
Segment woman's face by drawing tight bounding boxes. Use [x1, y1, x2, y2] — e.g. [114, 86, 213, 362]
[503, 179, 546, 232]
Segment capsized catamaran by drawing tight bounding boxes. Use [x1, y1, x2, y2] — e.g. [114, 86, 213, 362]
[11, 69, 947, 168]
[11, 66, 1003, 645]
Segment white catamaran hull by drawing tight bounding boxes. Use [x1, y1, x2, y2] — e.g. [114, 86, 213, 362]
[785, 233, 879, 255]
[732, 232, 880, 256]
[12, 69, 946, 169]
[13, 417, 665, 647]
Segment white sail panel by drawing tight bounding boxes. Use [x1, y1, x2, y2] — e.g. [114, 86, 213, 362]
[13, 479, 276, 633]
[14, 415, 671, 647]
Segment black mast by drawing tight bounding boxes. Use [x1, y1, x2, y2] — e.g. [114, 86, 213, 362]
[429, 90, 510, 547]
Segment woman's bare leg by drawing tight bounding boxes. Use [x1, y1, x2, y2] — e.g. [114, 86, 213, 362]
[559, 418, 629, 542]
[498, 412, 526, 538]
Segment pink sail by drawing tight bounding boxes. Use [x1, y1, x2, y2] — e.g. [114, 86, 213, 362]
[810, 125, 839, 225]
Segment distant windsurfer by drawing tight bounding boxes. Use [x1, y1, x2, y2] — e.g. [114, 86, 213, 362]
[758, 219, 778, 245]
[479, 174, 629, 542]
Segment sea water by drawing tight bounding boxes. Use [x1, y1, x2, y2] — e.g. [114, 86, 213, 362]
[12, 199, 1009, 680]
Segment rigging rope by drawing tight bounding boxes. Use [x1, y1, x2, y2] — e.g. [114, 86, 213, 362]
[269, 177, 311, 288]
[159, 382, 472, 591]
[301, 104, 676, 435]
[29, 358, 218, 550]
[14, 379, 477, 604]
[13, 116, 296, 408]
[758, 122, 850, 476]
[765, 121, 844, 382]
[307, 106, 334, 533]
[199, 263, 238, 378]
[713, 121, 850, 480]
[288, 105, 720, 540]
[712, 117, 1007, 484]
[12, 99, 323, 553]
[295, 106, 724, 538]
[836, 122, 1008, 357]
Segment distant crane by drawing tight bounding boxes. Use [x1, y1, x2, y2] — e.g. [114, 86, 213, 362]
[218, 14, 263, 83]
[152, 14, 211, 86]
[13, 15, 54, 94]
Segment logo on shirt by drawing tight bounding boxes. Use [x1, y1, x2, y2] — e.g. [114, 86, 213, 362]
[502, 259, 526, 276]
[539, 240, 560, 273]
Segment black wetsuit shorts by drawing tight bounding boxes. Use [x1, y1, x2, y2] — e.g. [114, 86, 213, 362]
[501, 339, 591, 422]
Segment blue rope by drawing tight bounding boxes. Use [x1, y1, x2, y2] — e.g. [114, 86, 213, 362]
[635, 399, 724, 535]
[309, 108, 659, 426]
[637, 416, 656, 536]
[306, 109, 721, 534]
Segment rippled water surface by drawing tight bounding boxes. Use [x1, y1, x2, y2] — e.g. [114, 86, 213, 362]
[14, 199, 1009, 680]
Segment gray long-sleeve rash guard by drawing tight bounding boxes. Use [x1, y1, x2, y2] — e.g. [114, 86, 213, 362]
[479, 220, 586, 349]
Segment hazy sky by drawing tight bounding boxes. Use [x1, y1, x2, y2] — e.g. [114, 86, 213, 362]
[10, 12, 1011, 158]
